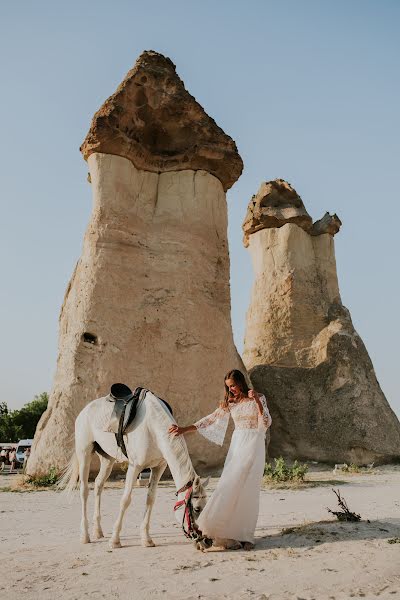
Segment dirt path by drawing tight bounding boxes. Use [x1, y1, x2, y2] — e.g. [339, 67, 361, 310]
[1, 468, 399, 600]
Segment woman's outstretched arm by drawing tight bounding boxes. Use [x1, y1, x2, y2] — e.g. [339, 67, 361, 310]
[168, 424, 197, 436]
[168, 406, 230, 446]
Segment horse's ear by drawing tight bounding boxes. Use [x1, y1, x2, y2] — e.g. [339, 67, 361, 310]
[201, 476, 210, 488]
[193, 475, 200, 489]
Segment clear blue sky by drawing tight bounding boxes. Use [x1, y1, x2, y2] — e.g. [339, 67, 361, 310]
[0, 1, 399, 416]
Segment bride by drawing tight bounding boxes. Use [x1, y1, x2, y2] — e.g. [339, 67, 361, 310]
[169, 369, 272, 551]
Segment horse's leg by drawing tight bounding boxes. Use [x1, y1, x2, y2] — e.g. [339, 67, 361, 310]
[92, 454, 115, 540]
[78, 445, 93, 544]
[140, 462, 167, 547]
[110, 463, 141, 549]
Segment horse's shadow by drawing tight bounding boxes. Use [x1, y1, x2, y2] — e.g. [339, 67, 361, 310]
[255, 518, 400, 551]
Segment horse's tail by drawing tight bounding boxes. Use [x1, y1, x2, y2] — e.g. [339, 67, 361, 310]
[57, 452, 80, 493]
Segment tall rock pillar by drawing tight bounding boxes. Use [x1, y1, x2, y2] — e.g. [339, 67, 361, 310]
[28, 51, 244, 476]
[243, 179, 400, 465]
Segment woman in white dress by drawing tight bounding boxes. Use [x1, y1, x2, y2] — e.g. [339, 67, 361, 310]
[169, 369, 272, 551]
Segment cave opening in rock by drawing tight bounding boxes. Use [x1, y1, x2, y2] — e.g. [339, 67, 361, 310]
[82, 332, 97, 345]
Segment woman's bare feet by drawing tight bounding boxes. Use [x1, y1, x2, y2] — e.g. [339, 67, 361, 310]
[216, 538, 242, 550]
[198, 538, 242, 551]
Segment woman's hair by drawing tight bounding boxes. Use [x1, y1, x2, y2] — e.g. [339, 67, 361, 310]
[220, 369, 250, 408]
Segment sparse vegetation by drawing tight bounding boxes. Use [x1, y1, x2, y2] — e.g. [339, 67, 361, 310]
[264, 456, 308, 483]
[25, 466, 59, 487]
[342, 463, 362, 473]
[334, 463, 375, 474]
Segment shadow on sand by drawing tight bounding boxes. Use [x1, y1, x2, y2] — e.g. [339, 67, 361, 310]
[256, 518, 400, 551]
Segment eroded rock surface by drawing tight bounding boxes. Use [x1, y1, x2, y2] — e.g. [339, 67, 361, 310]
[80, 51, 243, 191]
[242, 179, 313, 247]
[243, 181, 400, 465]
[28, 53, 244, 476]
[310, 212, 342, 236]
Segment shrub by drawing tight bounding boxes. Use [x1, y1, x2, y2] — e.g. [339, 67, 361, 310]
[264, 456, 308, 483]
[25, 466, 59, 487]
[337, 463, 358, 473]
[336, 463, 375, 473]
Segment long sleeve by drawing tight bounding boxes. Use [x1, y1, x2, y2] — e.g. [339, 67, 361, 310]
[194, 406, 230, 446]
[258, 395, 272, 431]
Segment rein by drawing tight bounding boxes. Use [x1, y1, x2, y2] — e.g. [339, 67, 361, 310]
[173, 481, 212, 549]
[174, 484, 200, 541]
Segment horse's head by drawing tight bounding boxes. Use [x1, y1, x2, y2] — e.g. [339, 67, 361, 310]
[191, 475, 209, 518]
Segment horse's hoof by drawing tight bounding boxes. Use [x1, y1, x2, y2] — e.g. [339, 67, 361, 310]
[195, 540, 208, 552]
[92, 531, 104, 540]
[80, 534, 90, 544]
[242, 542, 255, 551]
[109, 539, 122, 549]
[141, 538, 155, 547]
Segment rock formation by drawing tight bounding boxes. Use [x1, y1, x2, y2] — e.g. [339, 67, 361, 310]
[242, 179, 313, 245]
[243, 179, 400, 465]
[80, 52, 242, 191]
[28, 51, 245, 476]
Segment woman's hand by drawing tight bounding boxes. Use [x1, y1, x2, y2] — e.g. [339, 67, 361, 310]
[168, 424, 196, 436]
[168, 424, 186, 437]
[249, 389, 263, 416]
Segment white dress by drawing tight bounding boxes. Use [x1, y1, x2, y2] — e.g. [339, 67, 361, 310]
[194, 396, 272, 543]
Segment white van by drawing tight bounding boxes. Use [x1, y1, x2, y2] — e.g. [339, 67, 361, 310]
[16, 439, 33, 466]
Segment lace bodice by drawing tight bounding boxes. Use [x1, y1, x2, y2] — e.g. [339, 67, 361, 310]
[194, 395, 272, 446]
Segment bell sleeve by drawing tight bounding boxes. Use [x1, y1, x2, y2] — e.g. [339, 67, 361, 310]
[194, 406, 230, 446]
[258, 394, 272, 430]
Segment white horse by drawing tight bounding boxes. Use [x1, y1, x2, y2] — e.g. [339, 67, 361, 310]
[58, 390, 209, 549]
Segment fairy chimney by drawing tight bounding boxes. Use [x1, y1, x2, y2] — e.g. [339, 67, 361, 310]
[27, 51, 245, 476]
[243, 179, 400, 465]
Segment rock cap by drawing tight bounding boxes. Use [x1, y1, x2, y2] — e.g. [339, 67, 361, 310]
[310, 212, 342, 236]
[80, 50, 243, 191]
[242, 179, 312, 246]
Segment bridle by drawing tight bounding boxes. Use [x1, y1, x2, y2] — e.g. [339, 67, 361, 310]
[173, 480, 208, 543]
[174, 481, 200, 540]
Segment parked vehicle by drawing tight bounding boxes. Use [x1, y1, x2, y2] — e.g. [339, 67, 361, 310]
[15, 439, 33, 466]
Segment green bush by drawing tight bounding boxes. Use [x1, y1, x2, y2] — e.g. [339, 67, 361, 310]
[264, 456, 308, 482]
[25, 466, 59, 487]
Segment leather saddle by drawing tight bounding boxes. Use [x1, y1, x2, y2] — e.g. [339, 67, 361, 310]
[106, 383, 173, 459]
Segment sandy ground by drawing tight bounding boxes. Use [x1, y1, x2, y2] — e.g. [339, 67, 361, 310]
[0, 466, 399, 600]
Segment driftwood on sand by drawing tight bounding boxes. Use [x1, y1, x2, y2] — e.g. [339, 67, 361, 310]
[327, 488, 361, 522]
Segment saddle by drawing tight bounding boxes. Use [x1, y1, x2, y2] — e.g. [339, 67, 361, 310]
[106, 383, 173, 459]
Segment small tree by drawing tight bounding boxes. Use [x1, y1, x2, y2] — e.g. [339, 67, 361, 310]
[12, 393, 48, 439]
[0, 402, 20, 442]
[0, 393, 48, 442]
